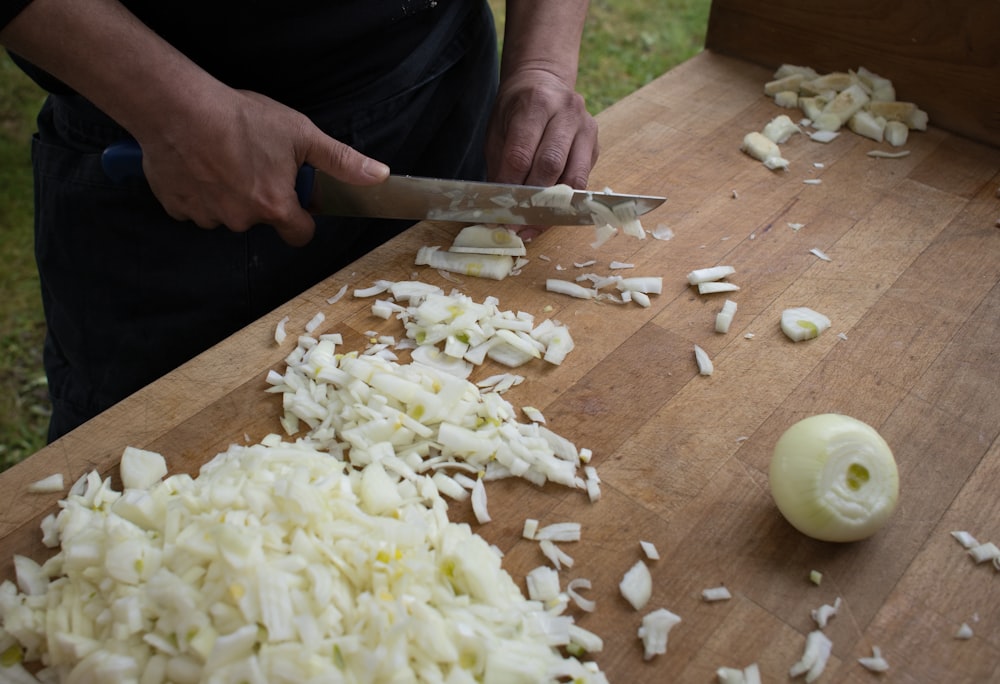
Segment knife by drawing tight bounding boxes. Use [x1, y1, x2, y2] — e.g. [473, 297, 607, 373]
[101, 140, 665, 225]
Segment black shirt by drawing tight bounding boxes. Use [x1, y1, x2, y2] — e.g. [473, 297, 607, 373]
[2, 1, 451, 111]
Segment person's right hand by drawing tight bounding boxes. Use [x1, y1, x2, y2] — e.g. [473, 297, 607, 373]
[138, 88, 390, 246]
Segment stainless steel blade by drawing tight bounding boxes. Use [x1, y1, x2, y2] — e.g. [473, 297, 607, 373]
[313, 173, 666, 225]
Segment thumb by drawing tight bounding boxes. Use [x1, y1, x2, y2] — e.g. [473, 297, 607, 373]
[305, 133, 390, 186]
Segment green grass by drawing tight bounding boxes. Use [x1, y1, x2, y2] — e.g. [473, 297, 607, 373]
[0, 50, 48, 471]
[0, 2, 709, 470]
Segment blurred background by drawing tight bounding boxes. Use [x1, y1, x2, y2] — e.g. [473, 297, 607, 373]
[0, 0, 710, 470]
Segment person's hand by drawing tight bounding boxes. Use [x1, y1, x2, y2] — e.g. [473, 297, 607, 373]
[139, 89, 389, 246]
[485, 68, 598, 240]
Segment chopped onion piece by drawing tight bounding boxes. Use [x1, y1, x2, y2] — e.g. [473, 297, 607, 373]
[274, 315, 290, 344]
[471, 476, 491, 524]
[531, 183, 574, 209]
[717, 667, 745, 684]
[688, 265, 735, 285]
[809, 570, 823, 586]
[540, 539, 575, 570]
[717, 664, 762, 684]
[699, 282, 740, 294]
[803, 179, 823, 185]
[702, 586, 732, 602]
[716, 299, 738, 333]
[415, 246, 514, 280]
[694, 344, 714, 376]
[637, 608, 681, 660]
[858, 645, 890, 672]
[867, 149, 911, 159]
[609, 261, 635, 269]
[620, 560, 653, 611]
[951, 530, 979, 549]
[547, 279, 596, 300]
[568, 624, 603, 654]
[410, 344, 473, 379]
[566, 578, 596, 613]
[781, 307, 831, 342]
[523, 518, 540, 539]
[449, 224, 527, 256]
[353, 282, 391, 298]
[790, 630, 833, 682]
[955, 623, 974, 639]
[26, 473, 64, 494]
[741, 131, 789, 170]
[809, 248, 832, 262]
[968, 542, 1000, 564]
[590, 223, 618, 249]
[325, 283, 348, 305]
[640, 541, 660, 561]
[119, 446, 167, 490]
[522, 406, 546, 423]
[617, 276, 662, 295]
[525, 565, 562, 604]
[305, 311, 325, 334]
[810, 130, 840, 143]
[763, 114, 802, 143]
[811, 597, 842, 628]
[537, 522, 582, 543]
[652, 224, 675, 240]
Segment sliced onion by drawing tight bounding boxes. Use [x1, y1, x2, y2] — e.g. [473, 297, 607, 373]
[566, 578, 596, 612]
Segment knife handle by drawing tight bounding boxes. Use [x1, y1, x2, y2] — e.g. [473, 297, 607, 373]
[101, 140, 315, 208]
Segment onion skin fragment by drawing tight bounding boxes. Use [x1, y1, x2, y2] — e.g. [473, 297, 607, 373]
[769, 414, 899, 542]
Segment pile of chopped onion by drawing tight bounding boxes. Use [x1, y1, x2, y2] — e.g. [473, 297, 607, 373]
[0, 443, 608, 683]
[356, 281, 576, 371]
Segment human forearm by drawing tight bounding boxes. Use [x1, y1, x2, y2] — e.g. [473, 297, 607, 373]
[0, 0, 221, 145]
[486, 0, 597, 195]
[500, 0, 588, 87]
[0, 0, 388, 245]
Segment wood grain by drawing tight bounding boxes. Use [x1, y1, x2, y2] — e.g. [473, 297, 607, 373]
[2, 51, 999, 682]
[705, 0, 1000, 149]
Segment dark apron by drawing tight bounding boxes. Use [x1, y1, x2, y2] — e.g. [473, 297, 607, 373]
[32, 0, 498, 440]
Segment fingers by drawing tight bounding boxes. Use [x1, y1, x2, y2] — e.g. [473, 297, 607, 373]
[487, 73, 599, 191]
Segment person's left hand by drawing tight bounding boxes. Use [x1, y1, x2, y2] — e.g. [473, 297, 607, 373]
[485, 68, 599, 239]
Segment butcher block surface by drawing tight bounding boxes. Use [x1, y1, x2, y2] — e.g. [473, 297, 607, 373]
[2, 51, 999, 682]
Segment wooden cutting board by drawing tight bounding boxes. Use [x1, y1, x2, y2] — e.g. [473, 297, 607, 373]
[2, 50, 999, 682]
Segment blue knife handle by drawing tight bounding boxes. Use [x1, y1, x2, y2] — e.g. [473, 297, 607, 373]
[101, 139, 316, 208]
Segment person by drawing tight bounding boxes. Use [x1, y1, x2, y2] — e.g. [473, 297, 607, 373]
[0, 0, 599, 441]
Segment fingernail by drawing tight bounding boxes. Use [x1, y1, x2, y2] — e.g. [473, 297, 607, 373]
[363, 158, 390, 181]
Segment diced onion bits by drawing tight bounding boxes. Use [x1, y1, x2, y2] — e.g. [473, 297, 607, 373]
[0, 442, 607, 683]
[769, 414, 899, 542]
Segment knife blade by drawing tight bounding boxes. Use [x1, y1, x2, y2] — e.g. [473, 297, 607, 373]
[305, 168, 665, 225]
[101, 140, 666, 225]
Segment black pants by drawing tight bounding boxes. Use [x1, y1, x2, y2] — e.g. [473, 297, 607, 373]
[32, 1, 498, 441]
